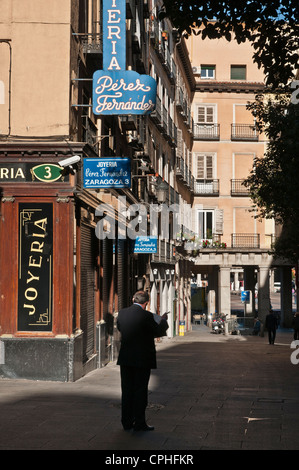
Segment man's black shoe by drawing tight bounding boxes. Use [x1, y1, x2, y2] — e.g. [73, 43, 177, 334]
[133, 424, 155, 431]
[122, 422, 134, 431]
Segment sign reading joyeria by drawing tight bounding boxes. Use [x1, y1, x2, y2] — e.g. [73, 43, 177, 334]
[92, 0, 157, 115]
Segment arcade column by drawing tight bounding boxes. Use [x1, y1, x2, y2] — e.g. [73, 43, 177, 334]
[258, 266, 271, 332]
[280, 266, 293, 327]
[218, 266, 231, 318]
[244, 267, 256, 317]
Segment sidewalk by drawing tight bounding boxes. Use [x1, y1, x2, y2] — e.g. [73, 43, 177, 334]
[0, 325, 298, 451]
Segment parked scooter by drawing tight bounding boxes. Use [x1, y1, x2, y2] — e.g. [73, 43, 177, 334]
[212, 315, 226, 334]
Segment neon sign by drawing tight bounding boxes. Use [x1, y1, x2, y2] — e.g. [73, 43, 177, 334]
[93, 0, 156, 115]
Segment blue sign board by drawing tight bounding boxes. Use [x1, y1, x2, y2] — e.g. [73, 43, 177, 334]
[83, 158, 131, 188]
[92, 0, 156, 115]
[241, 290, 250, 304]
[102, 0, 126, 71]
[93, 70, 156, 115]
[131, 236, 158, 253]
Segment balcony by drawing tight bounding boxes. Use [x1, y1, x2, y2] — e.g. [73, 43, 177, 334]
[163, 48, 176, 84]
[231, 234, 260, 248]
[73, 33, 102, 55]
[194, 123, 220, 140]
[162, 105, 168, 134]
[82, 116, 98, 152]
[194, 179, 219, 196]
[231, 124, 258, 141]
[172, 123, 177, 147]
[152, 240, 175, 264]
[231, 179, 250, 196]
[176, 156, 184, 178]
[168, 117, 177, 147]
[150, 95, 162, 128]
[176, 157, 194, 191]
[175, 86, 184, 112]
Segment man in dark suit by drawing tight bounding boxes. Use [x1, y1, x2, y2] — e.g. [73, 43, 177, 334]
[117, 290, 168, 431]
[265, 308, 278, 344]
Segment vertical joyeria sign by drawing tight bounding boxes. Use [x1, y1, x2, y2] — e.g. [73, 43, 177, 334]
[93, 0, 157, 115]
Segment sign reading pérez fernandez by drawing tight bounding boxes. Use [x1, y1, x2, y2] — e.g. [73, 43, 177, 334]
[93, 0, 156, 115]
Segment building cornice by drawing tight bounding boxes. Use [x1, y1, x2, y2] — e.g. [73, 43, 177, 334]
[176, 38, 196, 93]
[195, 81, 265, 94]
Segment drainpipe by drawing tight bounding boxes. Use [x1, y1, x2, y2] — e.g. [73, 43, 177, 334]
[0, 40, 12, 137]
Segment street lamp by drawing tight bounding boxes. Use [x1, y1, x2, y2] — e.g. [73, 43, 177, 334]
[155, 179, 168, 203]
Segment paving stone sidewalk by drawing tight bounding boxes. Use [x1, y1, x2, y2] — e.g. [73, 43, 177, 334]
[0, 325, 298, 451]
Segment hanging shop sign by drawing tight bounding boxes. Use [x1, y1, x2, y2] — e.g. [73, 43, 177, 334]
[0, 162, 67, 183]
[18, 203, 53, 332]
[131, 236, 158, 253]
[83, 157, 131, 188]
[92, 0, 156, 115]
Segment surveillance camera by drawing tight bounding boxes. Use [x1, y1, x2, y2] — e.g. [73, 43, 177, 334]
[58, 155, 81, 168]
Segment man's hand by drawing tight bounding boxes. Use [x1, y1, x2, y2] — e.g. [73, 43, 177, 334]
[161, 312, 169, 320]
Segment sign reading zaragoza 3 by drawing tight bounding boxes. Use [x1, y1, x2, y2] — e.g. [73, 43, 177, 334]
[92, 0, 157, 115]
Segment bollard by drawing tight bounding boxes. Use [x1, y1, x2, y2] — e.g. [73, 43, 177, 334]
[179, 321, 185, 336]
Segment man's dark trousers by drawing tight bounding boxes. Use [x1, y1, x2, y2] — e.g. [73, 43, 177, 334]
[268, 328, 276, 345]
[120, 365, 151, 428]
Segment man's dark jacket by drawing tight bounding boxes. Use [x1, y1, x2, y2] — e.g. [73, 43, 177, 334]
[265, 312, 278, 330]
[117, 304, 168, 369]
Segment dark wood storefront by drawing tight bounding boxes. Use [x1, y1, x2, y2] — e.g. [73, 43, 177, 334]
[0, 144, 134, 381]
[0, 145, 76, 380]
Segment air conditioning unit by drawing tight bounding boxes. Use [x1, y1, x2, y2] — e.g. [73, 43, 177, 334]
[192, 66, 201, 75]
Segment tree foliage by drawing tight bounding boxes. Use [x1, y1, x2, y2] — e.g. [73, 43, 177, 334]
[160, 1, 299, 263]
[243, 94, 299, 261]
[160, 0, 299, 87]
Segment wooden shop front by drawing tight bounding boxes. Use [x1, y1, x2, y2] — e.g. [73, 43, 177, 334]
[0, 144, 83, 381]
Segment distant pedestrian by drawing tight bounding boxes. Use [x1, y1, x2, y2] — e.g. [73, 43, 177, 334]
[292, 312, 299, 341]
[265, 308, 278, 344]
[252, 317, 261, 336]
[117, 290, 168, 431]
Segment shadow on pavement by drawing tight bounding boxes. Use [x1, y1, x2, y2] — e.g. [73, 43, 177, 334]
[0, 326, 298, 450]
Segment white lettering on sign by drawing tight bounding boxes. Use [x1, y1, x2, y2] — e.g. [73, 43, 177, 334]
[0, 167, 25, 179]
[108, 9, 121, 23]
[95, 75, 151, 94]
[93, 0, 156, 115]
[104, 0, 125, 71]
[94, 75, 154, 114]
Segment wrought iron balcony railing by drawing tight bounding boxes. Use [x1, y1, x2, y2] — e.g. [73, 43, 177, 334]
[194, 179, 219, 196]
[231, 124, 258, 141]
[194, 123, 220, 140]
[231, 233, 260, 248]
[231, 179, 250, 196]
[73, 33, 102, 54]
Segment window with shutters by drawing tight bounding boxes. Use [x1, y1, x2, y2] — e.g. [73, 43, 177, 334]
[198, 210, 214, 240]
[194, 104, 219, 139]
[231, 65, 246, 80]
[197, 209, 224, 240]
[197, 105, 215, 124]
[196, 153, 214, 179]
[194, 153, 218, 195]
